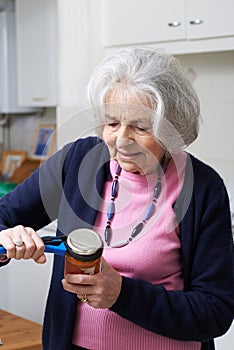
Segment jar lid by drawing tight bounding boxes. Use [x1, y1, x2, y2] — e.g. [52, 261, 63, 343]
[66, 228, 103, 256]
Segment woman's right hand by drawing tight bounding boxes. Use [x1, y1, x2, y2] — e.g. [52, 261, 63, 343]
[0, 225, 46, 264]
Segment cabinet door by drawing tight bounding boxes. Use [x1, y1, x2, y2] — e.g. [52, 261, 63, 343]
[15, 0, 57, 107]
[102, 0, 186, 47]
[0, 10, 38, 113]
[187, 0, 234, 39]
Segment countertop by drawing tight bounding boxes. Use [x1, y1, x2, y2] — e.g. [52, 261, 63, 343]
[0, 309, 42, 349]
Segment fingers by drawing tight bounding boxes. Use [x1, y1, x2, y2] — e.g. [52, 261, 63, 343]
[0, 229, 15, 252]
[24, 227, 46, 263]
[62, 258, 122, 309]
[61, 278, 96, 306]
[34, 254, 47, 264]
[0, 225, 46, 264]
[61, 274, 95, 296]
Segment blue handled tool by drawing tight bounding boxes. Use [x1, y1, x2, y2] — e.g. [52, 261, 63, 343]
[0, 235, 67, 257]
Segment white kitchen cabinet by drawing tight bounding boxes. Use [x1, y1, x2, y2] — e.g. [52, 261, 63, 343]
[0, 9, 38, 113]
[187, 0, 234, 40]
[102, 0, 234, 54]
[102, 0, 186, 46]
[15, 0, 58, 107]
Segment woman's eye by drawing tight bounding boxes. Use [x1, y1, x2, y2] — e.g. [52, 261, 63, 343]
[136, 126, 146, 131]
[108, 122, 119, 128]
[133, 125, 152, 134]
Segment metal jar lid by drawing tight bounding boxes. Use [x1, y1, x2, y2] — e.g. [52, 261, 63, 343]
[66, 228, 103, 261]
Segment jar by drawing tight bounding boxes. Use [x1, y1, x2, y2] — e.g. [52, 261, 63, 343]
[64, 228, 103, 275]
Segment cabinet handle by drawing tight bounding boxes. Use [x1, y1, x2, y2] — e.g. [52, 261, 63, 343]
[32, 97, 47, 101]
[189, 19, 203, 25]
[168, 21, 181, 27]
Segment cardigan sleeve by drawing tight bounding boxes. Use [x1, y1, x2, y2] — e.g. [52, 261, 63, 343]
[110, 159, 234, 342]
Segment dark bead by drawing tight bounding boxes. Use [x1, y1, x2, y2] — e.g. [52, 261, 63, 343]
[131, 222, 144, 238]
[116, 164, 122, 175]
[154, 180, 162, 199]
[105, 226, 112, 244]
[112, 179, 119, 197]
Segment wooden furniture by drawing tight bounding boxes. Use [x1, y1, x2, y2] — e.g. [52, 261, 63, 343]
[9, 159, 41, 184]
[0, 309, 42, 350]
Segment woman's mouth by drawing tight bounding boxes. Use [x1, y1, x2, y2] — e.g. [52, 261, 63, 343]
[117, 150, 141, 161]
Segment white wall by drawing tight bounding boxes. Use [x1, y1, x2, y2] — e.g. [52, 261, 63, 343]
[178, 52, 234, 219]
[56, 0, 104, 148]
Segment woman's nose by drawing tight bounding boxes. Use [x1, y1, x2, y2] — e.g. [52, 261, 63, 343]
[117, 123, 133, 139]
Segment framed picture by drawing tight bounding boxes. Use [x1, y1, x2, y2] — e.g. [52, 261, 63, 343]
[31, 124, 56, 160]
[1, 150, 27, 181]
[9, 159, 41, 184]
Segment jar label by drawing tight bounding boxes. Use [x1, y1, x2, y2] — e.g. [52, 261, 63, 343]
[80, 266, 96, 275]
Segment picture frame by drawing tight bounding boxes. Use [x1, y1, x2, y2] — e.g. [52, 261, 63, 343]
[31, 124, 56, 160]
[9, 159, 41, 184]
[1, 150, 27, 181]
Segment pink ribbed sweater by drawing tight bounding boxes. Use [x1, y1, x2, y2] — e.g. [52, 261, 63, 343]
[73, 153, 201, 350]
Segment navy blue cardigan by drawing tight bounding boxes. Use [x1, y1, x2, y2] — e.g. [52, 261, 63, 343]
[0, 137, 233, 350]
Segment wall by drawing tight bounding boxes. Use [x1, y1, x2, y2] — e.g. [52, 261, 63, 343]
[178, 51, 234, 219]
[56, 0, 104, 148]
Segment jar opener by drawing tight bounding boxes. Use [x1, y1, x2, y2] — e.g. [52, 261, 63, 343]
[0, 235, 67, 257]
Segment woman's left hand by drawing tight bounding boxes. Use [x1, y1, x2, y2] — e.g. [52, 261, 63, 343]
[62, 257, 122, 309]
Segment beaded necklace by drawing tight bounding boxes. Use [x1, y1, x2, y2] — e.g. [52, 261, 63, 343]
[104, 157, 168, 248]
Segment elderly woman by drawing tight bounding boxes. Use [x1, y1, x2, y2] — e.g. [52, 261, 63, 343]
[0, 47, 233, 350]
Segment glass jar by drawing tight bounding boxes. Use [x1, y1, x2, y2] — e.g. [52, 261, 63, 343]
[64, 228, 103, 275]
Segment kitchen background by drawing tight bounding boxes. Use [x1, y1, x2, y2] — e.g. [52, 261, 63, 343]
[0, 0, 233, 349]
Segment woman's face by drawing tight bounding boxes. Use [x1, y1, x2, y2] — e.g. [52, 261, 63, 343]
[102, 90, 164, 175]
